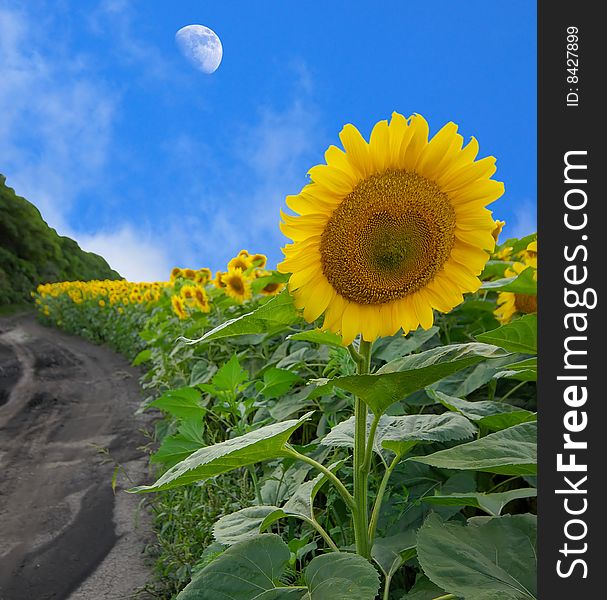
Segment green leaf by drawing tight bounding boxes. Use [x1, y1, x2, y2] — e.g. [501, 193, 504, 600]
[269, 388, 316, 421]
[372, 327, 439, 363]
[213, 506, 284, 545]
[422, 488, 537, 516]
[480, 267, 536, 295]
[131, 412, 313, 493]
[477, 314, 537, 354]
[260, 367, 303, 399]
[322, 413, 476, 460]
[176, 534, 304, 600]
[177, 535, 380, 600]
[288, 329, 344, 348]
[188, 291, 300, 344]
[149, 387, 205, 421]
[132, 348, 151, 366]
[416, 513, 537, 599]
[495, 357, 537, 382]
[411, 422, 537, 475]
[331, 343, 509, 415]
[429, 389, 536, 431]
[399, 575, 448, 600]
[151, 434, 205, 467]
[304, 552, 380, 599]
[212, 354, 249, 392]
[282, 462, 344, 519]
[371, 530, 417, 578]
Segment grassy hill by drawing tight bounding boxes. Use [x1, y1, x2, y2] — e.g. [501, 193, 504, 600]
[0, 174, 121, 305]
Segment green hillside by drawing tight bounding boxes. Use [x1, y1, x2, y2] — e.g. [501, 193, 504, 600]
[0, 175, 121, 305]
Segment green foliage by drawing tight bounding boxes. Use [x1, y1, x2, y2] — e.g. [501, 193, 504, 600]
[412, 422, 537, 475]
[416, 513, 537, 599]
[0, 175, 120, 304]
[35, 231, 538, 599]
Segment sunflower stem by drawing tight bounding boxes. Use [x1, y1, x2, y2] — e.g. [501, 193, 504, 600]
[353, 339, 372, 558]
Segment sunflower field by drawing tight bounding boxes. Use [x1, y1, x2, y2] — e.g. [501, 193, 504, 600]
[34, 114, 538, 600]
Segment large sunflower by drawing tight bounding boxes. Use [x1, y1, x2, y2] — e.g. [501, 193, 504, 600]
[278, 112, 503, 344]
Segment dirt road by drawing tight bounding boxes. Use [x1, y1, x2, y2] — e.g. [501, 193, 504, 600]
[0, 314, 153, 600]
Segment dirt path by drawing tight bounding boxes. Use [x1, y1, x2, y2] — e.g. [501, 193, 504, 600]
[0, 314, 154, 600]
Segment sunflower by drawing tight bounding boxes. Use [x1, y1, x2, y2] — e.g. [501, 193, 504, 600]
[171, 295, 188, 320]
[212, 271, 227, 289]
[182, 268, 197, 281]
[228, 255, 251, 272]
[521, 240, 537, 268]
[495, 291, 537, 324]
[250, 253, 268, 268]
[195, 268, 212, 285]
[223, 267, 252, 303]
[278, 112, 503, 344]
[192, 286, 211, 312]
[170, 267, 182, 282]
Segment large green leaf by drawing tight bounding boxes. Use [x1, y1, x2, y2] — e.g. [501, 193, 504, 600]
[320, 413, 476, 458]
[303, 552, 380, 599]
[477, 314, 537, 354]
[429, 390, 536, 431]
[422, 488, 537, 516]
[149, 387, 205, 421]
[416, 513, 537, 599]
[189, 291, 300, 344]
[176, 534, 304, 600]
[213, 506, 283, 545]
[177, 535, 380, 600]
[411, 422, 537, 475]
[330, 343, 509, 415]
[480, 267, 536, 295]
[131, 412, 313, 493]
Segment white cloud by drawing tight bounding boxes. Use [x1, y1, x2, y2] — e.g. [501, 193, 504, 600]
[78, 226, 173, 282]
[0, 5, 117, 232]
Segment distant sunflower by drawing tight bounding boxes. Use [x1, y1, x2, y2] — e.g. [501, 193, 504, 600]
[250, 253, 267, 268]
[180, 286, 195, 301]
[192, 286, 210, 312]
[212, 271, 227, 289]
[171, 295, 188, 320]
[195, 268, 212, 285]
[223, 268, 252, 303]
[170, 267, 182, 282]
[228, 255, 251, 272]
[182, 268, 197, 281]
[278, 112, 503, 344]
[495, 291, 537, 324]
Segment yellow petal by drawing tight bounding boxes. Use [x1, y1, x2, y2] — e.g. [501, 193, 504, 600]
[308, 164, 354, 196]
[402, 114, 429, 171]
[388, 112, 409, 166]
[369, 119, 390, 172]
[339, 123, 371, 179]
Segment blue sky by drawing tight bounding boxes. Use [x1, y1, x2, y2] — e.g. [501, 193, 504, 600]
[1, 0, 536, 281]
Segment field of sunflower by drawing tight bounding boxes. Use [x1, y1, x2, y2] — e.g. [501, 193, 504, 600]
[34, 114, 538, 600]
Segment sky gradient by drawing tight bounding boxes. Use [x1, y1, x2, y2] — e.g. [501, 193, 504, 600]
[1, 0, 537, 281]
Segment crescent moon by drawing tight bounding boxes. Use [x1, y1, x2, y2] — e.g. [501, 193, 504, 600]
[175, 25, 223, 74]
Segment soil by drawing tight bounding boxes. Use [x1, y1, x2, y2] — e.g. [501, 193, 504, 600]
[0, 314, 155, 600]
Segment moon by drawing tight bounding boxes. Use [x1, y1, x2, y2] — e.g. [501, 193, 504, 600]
[175, 25, 223, 74]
